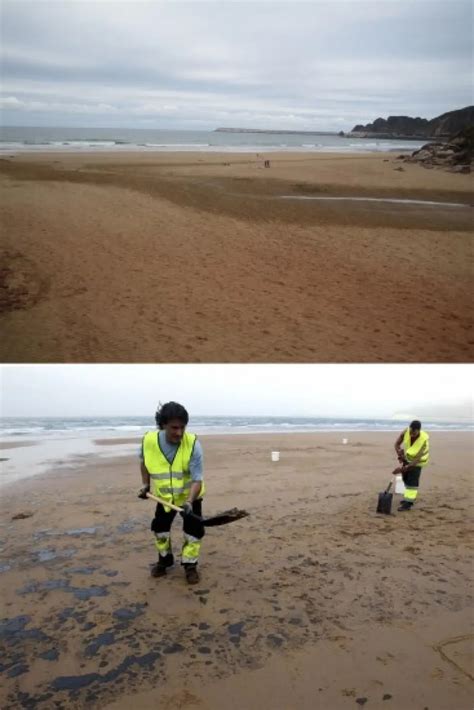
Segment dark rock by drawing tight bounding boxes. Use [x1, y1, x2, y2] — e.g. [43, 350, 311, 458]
[39, 649, 59, 661]
[405, 125, 474, 171]
[351, 106, 474, 138]
[383, 694, 392, 701]
[11, 512, 34, 520]
[449, 165, 471, 173]
[356, 699, 368, 706]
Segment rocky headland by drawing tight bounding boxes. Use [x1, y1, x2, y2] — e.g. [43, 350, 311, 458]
[348, 105, 474, 140]
[399, 126, 474, 173]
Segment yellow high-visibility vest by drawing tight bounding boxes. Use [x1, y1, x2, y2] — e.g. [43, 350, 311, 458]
[403, 429, 429, 467]
[142, 431, 205, 510]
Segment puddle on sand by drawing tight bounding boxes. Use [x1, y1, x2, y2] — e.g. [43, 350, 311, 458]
[36, 548, 77, 562]
[65, 527, 99, 536]
[18, 579, 109, 600]
[51, 651, 162, 690]
[278, 195, 471, 208]
[85, 631, 116, 657]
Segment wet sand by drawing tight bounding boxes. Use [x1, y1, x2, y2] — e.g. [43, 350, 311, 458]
[0, 440, 38, 450]
[1, 432, 473, 709]
[1, 152, 472, 362]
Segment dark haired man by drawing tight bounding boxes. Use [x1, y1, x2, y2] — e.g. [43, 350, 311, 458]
[393, 420, 430, 512]
[138, 402, 205, 584]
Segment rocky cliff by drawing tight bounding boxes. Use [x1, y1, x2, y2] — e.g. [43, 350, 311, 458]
[351, 105, 474, 138]
[399, 126, 474, 172]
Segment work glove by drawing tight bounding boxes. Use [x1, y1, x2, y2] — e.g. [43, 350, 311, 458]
[180, 502, 194, 518]
[137, 485, 150, 500]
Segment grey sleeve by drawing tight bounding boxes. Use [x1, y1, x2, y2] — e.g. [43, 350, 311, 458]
[189, 439, 204, 482]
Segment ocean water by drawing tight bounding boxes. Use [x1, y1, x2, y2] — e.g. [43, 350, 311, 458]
[1, 416, 470, 487]
[2, 415, 471, 440]
[0, 126, 426, 154]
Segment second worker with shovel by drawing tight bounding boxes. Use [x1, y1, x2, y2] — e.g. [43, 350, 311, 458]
[138, 401, 205, 585]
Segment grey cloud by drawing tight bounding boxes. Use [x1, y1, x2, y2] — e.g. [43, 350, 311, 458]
[1, 0, 472, 129]
[1, 364, 472, 419]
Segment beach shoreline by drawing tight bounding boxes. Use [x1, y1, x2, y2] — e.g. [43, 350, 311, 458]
[1, 427, 472, 489]
[1, 431, 472, 709]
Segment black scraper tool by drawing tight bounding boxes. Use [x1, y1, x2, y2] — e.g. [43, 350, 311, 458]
[376, 480, 393, 515]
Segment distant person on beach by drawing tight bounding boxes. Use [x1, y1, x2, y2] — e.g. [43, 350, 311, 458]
[138, 401, 205, 585]
[393, 420, 430, 512]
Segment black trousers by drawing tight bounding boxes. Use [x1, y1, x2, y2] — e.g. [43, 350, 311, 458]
[402, 466, 422, 488]
[151, 500, 205, 541]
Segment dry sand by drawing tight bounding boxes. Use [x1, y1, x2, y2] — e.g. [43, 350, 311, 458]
[1, 152, 472, 362]
[1, 431, 473, 709]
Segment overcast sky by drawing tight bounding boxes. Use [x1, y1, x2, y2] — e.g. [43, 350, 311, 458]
[1, 0, 472, 131]
[1, 365, 472, 421]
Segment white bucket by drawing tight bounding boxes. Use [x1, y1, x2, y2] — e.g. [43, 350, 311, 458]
[395, 474, 405, 495]
[342, 438, 348, 445]
[271, 451, 280, 462]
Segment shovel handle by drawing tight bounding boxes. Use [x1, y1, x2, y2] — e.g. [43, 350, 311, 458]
[146, 492, 184, 513]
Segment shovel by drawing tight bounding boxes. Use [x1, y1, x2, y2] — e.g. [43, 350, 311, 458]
[146, 492, 249, 527]
[376, 480, 393, 515]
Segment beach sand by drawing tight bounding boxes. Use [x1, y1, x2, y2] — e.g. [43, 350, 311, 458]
[1, 152, 472, 363]
[1, 431, 472, 709]
[0, 440, 38, 450]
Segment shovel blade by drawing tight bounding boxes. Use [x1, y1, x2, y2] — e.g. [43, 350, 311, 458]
[202, 508, 249, 527]
[376, 491, 393, 515]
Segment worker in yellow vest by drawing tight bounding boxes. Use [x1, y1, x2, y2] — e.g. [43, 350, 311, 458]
[393, 420, 430, 511]
[138, 402, 205, 585]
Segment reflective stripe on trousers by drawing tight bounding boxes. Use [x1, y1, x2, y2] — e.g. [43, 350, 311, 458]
[182, 532, 202, 564]
[154, 531, 171, 557]
[404, 487, 418, 502]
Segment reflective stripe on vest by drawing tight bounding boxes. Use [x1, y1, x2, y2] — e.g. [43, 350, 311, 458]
[142, 431, 205, 507]
[403, 429, 429, 467]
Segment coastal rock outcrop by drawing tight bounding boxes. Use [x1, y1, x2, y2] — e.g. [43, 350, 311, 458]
[400, 126, 474, 172]
[350, 105, 474, 139]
